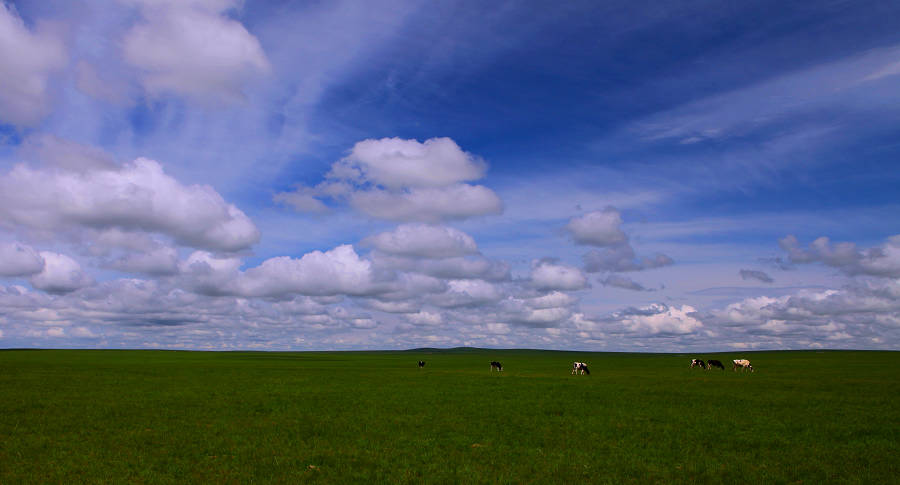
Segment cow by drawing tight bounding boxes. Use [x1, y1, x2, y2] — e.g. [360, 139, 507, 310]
[707, 359, 725, 370]
[733, 359, 754, 372]
[490, 361, 503, 372]
[690, 358, 707, 369]
[572, 362, 590, 375]
[418, 361, 425, 368]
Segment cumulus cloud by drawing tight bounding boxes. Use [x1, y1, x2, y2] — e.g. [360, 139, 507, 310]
[333, 137, 487, 189]
[122, 0, 270, 100]
[779, 234, 900, 277]
[613, 303, 702, 335]
[363, 224, 478, 259]
[706, 280, 900, 346]
[0, 3, 66, 126]
[181, 244, 378, 298]
[239, 245, 377, 297]
[29, 252, 92, 294]
[429, 279, 503, 308]
[565, 207, 627, 247]
[529, 259, 588, 291]
[567, 207, 673, 274]
[406, 311, 442, 326]
[0, 158, 259, 252]
[0, 242, 45, 277]
[739, 269, 774, 283]
[276, 138, 502, 222]
[526, 291, 577, 309]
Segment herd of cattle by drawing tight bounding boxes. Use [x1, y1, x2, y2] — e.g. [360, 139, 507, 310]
[692, 358, 755, 372]
[416, 358, 755, 373]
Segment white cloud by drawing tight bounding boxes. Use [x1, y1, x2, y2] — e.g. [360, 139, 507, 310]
[277, 137, 503, 222]
[122, 0, 270, 100]
[0, 158, 260, 252]
[179, 245, 379, 298]
[70, 326, 99, 338]
[780, 234, 900, 278]
[616, 303, 703, 335]
[363, 224, 478, 259]
[349, 317, 377, 329]
[565, 208, 627, 247]
[238, 245, 376, 297]
[0, 3, 66, 126]
[333, 137, 486, 189]
[529, 260, 588, 291]
[29, 252, 92, 294]
[527, 291, 576, 309]
[515, 306, 573, 326]
[567, 207, 673, 275]
[0, 242, 45, 277]
[430, 279, 502, 308]
[406, 311, 442, 326]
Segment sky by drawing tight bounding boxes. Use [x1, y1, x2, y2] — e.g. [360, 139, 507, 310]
[1, 0, 900, 351]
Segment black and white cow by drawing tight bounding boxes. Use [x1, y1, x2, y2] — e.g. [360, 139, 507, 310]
[706, 359, 725, 370]
[418, 361, 425, 368]
[690, 358, 707, 369]
[490, 361, 503, 372]
[572, 362, 590, 375]
[733, 359, 754, 372]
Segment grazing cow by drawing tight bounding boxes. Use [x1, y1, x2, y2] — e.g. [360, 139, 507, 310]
[490, 361, 503, 372]
[707, 359, 725, 370]
[733, 359, 754, 372]
[418, 361, 425, 368]
[690, 358, 707, 369]
[572, 362, 590, 375]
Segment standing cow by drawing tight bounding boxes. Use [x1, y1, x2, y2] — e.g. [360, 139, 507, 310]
[572, 362, 590, 375]
[690, 359, 707, 369]
[707, 359, 725, 370]
[490, 361, 503, 372]
[418, 361, 425, 368]
[733, 359, 754, 372]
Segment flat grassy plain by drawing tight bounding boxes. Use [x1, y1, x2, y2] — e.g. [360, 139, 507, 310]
[1, 349, 898, 484]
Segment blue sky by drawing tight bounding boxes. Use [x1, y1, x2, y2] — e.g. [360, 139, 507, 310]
[1, 0, 899, 351]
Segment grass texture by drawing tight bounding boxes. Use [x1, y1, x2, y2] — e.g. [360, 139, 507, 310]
[1, 349, 897, 483]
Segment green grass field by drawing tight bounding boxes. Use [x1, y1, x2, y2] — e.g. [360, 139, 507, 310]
[1, 349, 898, 483]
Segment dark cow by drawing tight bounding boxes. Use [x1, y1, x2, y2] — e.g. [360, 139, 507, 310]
[418, 361, 425, 368]
[706, 359, 725, 370]
[490, 361, 503, 372]
[572, 362, 590, 375]
[690, 358, 707, 369]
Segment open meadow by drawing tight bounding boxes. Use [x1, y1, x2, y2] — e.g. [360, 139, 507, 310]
[1, 349, 898, 483]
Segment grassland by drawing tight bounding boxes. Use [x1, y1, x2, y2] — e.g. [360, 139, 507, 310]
[1, 349, 897, 484]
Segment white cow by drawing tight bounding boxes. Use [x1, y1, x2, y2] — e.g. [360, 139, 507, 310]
[733, 359, 754, 372]
[572, 362, 590, 375]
